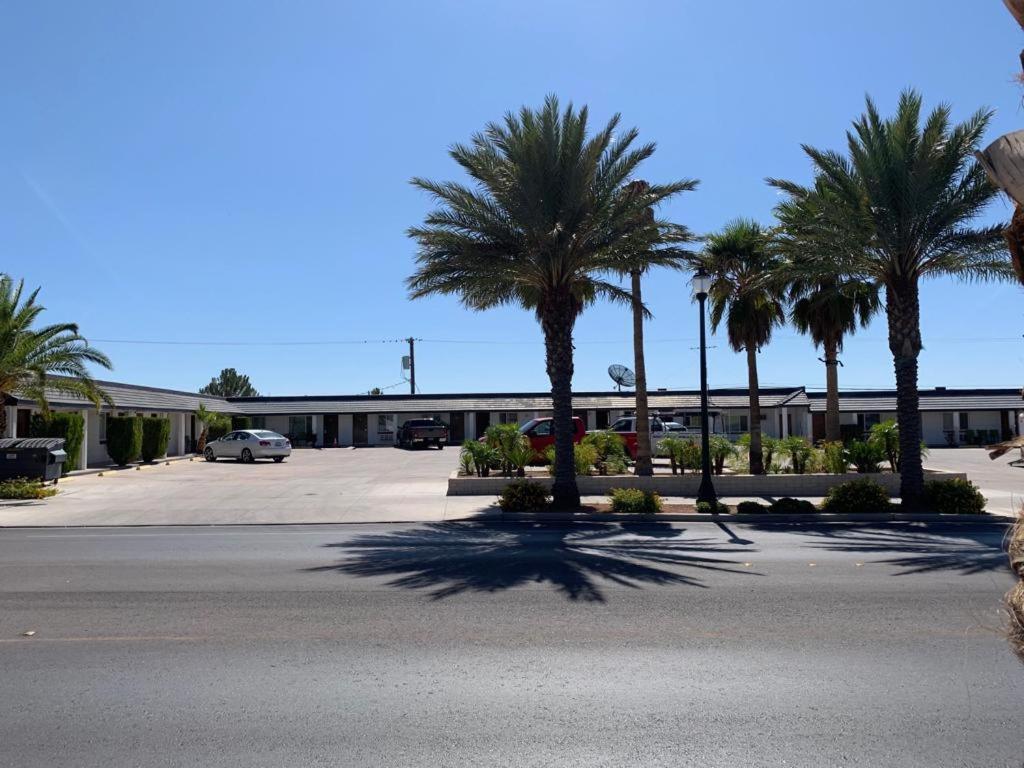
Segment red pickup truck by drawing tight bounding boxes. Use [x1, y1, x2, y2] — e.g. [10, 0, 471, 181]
[600, 416, 680, 460]
[517, 417, 586, 455]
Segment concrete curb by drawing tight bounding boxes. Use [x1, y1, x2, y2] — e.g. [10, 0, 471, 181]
[491, 511, 1009, 524]
[65, 454, 196, 478]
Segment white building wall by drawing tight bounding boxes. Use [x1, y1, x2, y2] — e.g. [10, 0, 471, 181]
[921, 412, 946, 446]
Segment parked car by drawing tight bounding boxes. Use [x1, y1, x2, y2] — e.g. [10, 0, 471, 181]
[204, 430, 291, 463]
[663, 421, 691, 433]
[600, 416, 673, 459]
[516, 416, 586, 456]
[397, 418, 448, 449]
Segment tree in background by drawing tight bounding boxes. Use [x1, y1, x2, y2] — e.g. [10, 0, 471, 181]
[694, 220, 785, 475]
[199, 368, 259, 398]
[0, 276, 111, 436]
[407, 96, 694, 507]
[614, 180, 698, 476]
[769, 91, 1009, 506]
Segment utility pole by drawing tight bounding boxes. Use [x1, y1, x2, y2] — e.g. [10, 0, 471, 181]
[407, 337, 416, 395]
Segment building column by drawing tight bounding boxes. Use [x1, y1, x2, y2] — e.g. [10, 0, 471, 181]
[312, 415, 323, 447]
[175, 413, 186, 456]
[951, 411, 960, 445]
[586, 410, 597, 431]
[465, 412, 476, 441]
[78, 410, 89, 470]
[780, 407, 790, 439]
[2, 406, 13, 438]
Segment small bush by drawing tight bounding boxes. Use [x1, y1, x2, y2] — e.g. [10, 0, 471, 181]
[736, 500, 769, 515]
[29, 411, 85, 475]
[846, 440, 883, 473]
[695, 499, 730, 515]
[140, 417, 171, 462]
[780, 436, 813, 474]
[498, 480, 551, 511]
[821, 441, 848, 474]
[583, 431, 628, 475]
[208, 423, 230, 442]
[821, 478, 892, 515]
[922, 478, 986, 515]
[106, 416, 143, 466]
[546, 444, 598, 476]
[608, 488, 663, 514]
[458, 443, 475, 475]
[768, 497, 818, 515]
[709, 436, 735, 475]
[0, 477, 58, 500]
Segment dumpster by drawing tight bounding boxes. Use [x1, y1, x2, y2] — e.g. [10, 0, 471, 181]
[0, 438, 68, 483]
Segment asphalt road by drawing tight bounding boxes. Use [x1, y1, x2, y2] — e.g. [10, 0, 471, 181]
[1, 521, 1020, 767]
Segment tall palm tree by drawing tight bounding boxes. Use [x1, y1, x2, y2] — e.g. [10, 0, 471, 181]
[788, 275, 879, 442]
[407, 96, 693, 507]
[769, 90, 1010, 507]
[616, 180, 698, 476]
[695, 220, 785, 475]
[0, 275, 112, 436]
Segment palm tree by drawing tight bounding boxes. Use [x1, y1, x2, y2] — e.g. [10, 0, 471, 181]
[695, 220, 785, 475]
[616, 180, 698, 476]
[787, 275, 879, 442]
[768, 90, 1010, 506]
[0, 276, 111, 436]
[407, 96, 693, 507]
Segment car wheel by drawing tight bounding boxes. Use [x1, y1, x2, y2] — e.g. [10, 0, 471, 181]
[204, 447, 217, 462]
[273, 457, 284, 463]
[437, 443, 444, 450]
[241, 448, 254, 463]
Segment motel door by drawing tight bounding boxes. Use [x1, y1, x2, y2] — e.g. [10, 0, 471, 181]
[449, 412, 465, 443]
[324, 414, 339, 447]
[353, 414, 368, 445]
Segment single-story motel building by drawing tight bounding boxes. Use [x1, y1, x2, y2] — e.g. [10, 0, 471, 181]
[3, 379, 1022, 469]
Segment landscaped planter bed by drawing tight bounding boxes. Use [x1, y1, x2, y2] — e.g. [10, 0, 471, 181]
[447, 470, 967, 497]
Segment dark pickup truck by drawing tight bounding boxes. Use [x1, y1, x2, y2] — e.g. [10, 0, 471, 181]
[396, 418, 449, 449]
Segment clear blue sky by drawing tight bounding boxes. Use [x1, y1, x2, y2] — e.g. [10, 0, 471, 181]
[1, 0, 1021, 396]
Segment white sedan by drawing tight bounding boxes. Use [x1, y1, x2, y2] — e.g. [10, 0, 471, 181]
[204, 429, 291, 463]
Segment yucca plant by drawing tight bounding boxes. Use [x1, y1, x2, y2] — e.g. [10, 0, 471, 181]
[407, 96, 694, 508]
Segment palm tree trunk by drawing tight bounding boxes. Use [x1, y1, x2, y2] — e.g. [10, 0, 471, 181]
[631, 270, 653, 476]
[823, 338, 841, 443]
[886, 281, 924, 509]
[746, 343, 765, 475]
[540, 296, 581, 509]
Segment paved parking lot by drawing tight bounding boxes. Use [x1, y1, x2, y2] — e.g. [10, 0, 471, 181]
[0, 447, 488, 526]
[925, 447, 1024, 516]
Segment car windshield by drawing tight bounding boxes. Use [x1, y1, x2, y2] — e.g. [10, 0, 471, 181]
[251, 430, 284, 439]
[518, 419, 540, 433]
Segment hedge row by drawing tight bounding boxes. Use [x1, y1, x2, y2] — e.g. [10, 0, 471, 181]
[106, 416, 172, 466]
[29, 412, 84, 475]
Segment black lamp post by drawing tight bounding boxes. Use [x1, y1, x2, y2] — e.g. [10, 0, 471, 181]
[692, 269, 717, 505]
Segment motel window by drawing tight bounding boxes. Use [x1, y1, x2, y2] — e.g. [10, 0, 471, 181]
[288, 415, 312, 439]
[377, 414, 395, 433]
[959, 413, 969, 430]
[723, 413, 748, 434]
[498, 412, 519, 425]
[251, 416, 266, 429]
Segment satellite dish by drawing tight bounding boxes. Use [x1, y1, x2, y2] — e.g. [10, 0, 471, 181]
[608, 364, 636, 391]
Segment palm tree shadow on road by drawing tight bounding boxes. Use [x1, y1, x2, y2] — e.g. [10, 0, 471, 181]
[307, 521, 755, 602]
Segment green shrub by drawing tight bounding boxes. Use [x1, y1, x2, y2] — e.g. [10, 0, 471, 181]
[846, 440, 883, 473]
[780, 436, 813, 475]
[208, 423, 230, 442]
[768, 497, 818, 515]
[695, 499, 730, 515]
[458, 443, 475, 475]
[583, 431, 628, 475]
[231, 416, 252, 430]
[821, 478, 892, 514]
[709, 435, 735, 475]
[0, 477, 58, 500]
[544, 443, 598, 476]
[923, 478, 986, 515]
[821, 441, 848, 474]
[505, 437, 537, 477]
[485, 423, 523, 476]
[608, 488, 662, 514]
[140, 417, 171, 462]
[29, 411, 85, 475]
[657, 436, 685, 474]
[106, 416, 143, 466]
[498, 480, 551, 511]
[462, 440, 496, 477]
[736, 500, 769, 515]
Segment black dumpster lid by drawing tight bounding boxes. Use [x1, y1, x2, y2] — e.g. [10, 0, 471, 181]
[12, 438, 66, 450]
[0, 438, 21, 449]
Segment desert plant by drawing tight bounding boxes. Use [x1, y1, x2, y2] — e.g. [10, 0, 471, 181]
[105, 416, 143, 467]
[407, 96, 695, 509]
[485, 423, 522, 477]
[768, 497, 818, 515]
[780, 436, 813, 474]
[708, 435, 735, 475]
[498, 480, 551, 512]
[583, 431, 629, 476]
[695, 499, 730, 515]
[140, 417, 171, 463]
[869, 419, 900, 472]
[195, 404, 231, 454]
[922, 478, 986, 515]
[736, 500, 768, 515]
[770, 91, 1010, 508]
[0, 276, 113, 438]
[29, 411, 84, 475]
[574, 443, 598, 476]
[846, 440, 883, 473]
[821, 441, 848, 474]
[505, 438, 538, 478]
[0, 477, 58, 500]
[821, 478, 892, 514]
[458, 443, 475, 476]
[608, 488, 663, 514]
[657, 436, 687, 474]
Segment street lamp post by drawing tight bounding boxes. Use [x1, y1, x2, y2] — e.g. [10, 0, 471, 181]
[692, 269, 717, 506]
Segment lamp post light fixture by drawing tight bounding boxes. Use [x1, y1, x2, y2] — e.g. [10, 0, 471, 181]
[691, 268, 718, 506]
